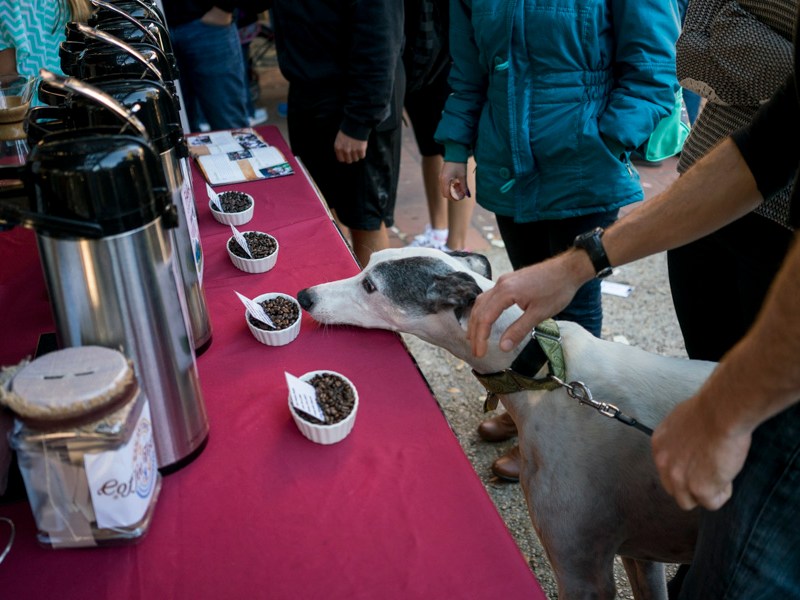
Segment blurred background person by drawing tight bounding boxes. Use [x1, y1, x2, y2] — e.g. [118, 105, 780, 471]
[403, 0, 476, 252]
[270, 0, 404, 267]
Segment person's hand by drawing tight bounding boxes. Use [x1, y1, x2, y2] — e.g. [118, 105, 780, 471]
[202, 7, 234, 26]
[334, 131, 368, 164]
[440, 161, 470, 200]
[652, 392, 752, 511]
[466, 255, 584, 358]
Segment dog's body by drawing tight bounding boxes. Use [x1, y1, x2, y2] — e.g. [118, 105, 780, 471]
[298, 248, 716, 600]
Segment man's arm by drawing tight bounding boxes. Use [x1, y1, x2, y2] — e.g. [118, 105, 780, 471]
[653, 233, 800, 510]
[466, 136, 762, 357]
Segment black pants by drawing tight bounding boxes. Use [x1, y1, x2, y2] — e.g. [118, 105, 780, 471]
[667, 212, 793, 362]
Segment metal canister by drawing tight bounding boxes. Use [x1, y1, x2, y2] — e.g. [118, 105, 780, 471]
[2, 346, 160, 548]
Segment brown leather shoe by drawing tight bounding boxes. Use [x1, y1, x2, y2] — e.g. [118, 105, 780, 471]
[477, 411, 518, 443]
[491, 445, 521, 482]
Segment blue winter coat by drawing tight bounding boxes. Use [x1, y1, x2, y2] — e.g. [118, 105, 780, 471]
[435, 0, 681, 222]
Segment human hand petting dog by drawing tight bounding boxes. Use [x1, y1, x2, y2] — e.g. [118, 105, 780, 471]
[334, 131, 368, 164]
[466, 249, 593, 358]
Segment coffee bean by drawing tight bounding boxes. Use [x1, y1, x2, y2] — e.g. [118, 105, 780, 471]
[249, 296, 299, 331]
[216, 191, 253, 213]
[294, 373, 356, 425]
[228, 232, 277, 259]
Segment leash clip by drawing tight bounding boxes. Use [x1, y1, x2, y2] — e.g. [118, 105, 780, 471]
[548, 376, 654, 437]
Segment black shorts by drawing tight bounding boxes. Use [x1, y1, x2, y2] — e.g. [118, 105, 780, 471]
[404, 66, 450, 157]
[288, 111, 401, 231]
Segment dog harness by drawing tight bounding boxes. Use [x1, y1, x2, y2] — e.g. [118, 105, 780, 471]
[471, 319, 654, 436]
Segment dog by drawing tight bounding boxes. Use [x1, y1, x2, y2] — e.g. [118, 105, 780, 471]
[297, 247, 716, 600]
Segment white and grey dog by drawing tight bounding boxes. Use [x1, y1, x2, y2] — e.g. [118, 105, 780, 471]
[297, 247, 716, 600]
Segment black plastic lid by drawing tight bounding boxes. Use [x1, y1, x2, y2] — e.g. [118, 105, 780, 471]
[77, 42, 178, 83]
[26, 129, 171, 237]
[72, 79, 181, 153]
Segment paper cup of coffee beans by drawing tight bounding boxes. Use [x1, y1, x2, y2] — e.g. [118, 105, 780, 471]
[246, 292, 301, 346]
[227, 231, 279, 273]
[210, 190, 254, 225]
[289, 370, 359, 445]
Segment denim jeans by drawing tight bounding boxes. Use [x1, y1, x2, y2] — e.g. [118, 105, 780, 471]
[170, 19, 250, 132]
[495, 210, 618, 337]
[679, 403, 800, 599]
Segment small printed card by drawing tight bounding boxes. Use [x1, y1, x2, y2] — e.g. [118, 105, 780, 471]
[206, 183, 222, 210]
[229, 225, 252, 258]
[285, 372, 326, 422]
[234, 291, 274, 328]
[188, 128, 294, 186]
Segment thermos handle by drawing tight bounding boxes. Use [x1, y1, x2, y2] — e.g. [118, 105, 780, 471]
[74, 23, 164, 82]
[87, 0, 161, 46]
[38, 70, 150, 140]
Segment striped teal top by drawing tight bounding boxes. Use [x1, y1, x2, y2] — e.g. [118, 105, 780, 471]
[0, 0, 68, 77]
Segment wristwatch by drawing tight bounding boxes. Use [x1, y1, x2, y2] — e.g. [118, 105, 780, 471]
[573, 227, 613, 279]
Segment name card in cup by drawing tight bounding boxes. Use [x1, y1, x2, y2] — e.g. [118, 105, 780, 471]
[234, 291, 274, 328]
[285, 372, 326, 422]
[206, 183, 221, 211]
[229, 225, 252, 258]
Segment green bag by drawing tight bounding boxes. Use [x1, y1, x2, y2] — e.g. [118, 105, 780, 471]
[639, 89, 691, 162]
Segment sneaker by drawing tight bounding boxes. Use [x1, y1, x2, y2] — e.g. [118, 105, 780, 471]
[408, 224, 449, 250]
[249, 107, 268, 126]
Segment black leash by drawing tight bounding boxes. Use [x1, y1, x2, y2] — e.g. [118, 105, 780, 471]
[549, 376, 655, 437]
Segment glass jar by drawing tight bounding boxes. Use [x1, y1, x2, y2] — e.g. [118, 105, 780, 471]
[2, 346, 160, 548]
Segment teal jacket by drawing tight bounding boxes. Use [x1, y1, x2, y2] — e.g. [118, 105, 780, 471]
[435, 0, 680, 222]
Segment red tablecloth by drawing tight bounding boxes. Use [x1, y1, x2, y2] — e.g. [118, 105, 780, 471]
[0, 126, 543, 599]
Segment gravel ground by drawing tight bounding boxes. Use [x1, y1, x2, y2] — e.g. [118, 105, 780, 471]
[402, 243, 687, 599]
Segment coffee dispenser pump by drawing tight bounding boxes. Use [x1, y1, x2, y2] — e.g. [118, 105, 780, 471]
[0, 74, 209, 472]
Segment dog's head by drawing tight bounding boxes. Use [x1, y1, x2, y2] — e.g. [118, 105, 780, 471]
[297, 248, 527, 372]
[298, 247, 492, 332]
[297, 248, 500, 338]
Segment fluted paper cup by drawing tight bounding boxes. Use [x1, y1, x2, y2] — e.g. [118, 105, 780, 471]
[289, 370, 359, 445]
[227, 232, 279, 273]
[209, 192, 254, 225]
[246, 293, 301, 346]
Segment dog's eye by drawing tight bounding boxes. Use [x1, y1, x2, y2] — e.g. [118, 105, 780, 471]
[362, 277, 377, 294]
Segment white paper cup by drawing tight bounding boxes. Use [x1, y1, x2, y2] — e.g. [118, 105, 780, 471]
[289, 370, 359, 445]
[209, 192, 254, 226]
[227, 232, 279, 273]
[246, 293, 301, 346]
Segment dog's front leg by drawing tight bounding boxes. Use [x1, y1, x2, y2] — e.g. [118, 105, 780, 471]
[621, 558, 667, 600]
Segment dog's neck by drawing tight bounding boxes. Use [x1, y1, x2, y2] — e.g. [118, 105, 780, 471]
[413, 303, 532, 376]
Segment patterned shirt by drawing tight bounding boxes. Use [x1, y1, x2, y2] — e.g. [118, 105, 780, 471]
[676, 0, 798, 229]
[0, 0, 68, 78]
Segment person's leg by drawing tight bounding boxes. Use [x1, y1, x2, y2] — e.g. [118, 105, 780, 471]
[678, 405, 800, 599]
[420, 154, 447, 230]
[172, 19, 250, 132]
[350, 225, 391, 266]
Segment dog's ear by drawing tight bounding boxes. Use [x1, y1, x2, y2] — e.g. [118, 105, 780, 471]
[446, 251, 492, 280]
[425, 271, 483, 320]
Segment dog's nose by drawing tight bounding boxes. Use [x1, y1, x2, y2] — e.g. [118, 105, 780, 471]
[297, 288, 314, 311]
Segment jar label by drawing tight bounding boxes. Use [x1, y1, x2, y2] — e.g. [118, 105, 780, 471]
[84, 402, 158, 529]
